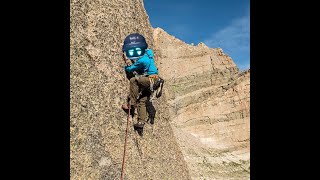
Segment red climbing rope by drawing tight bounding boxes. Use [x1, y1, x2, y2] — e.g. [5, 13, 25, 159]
[120, 102, 131, 180]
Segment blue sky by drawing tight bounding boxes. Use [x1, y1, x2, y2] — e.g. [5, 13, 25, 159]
[144, 0, 250, 71]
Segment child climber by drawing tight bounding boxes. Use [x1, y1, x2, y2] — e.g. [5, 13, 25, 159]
[121, 33, 162, 136]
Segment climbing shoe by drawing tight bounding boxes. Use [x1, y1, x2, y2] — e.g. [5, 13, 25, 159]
[147, 117, 155, 125]
[133, 122, 144, 136]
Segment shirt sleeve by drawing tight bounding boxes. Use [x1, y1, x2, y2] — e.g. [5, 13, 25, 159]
[125, 59, 143, 73]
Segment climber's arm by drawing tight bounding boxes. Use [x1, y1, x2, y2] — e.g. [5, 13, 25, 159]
[125, 60, 143, 73]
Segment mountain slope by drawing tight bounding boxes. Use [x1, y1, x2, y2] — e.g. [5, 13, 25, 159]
[153, 27, 250, 180]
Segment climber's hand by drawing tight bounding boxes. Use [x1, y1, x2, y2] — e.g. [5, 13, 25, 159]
[125, 60, 132, 66]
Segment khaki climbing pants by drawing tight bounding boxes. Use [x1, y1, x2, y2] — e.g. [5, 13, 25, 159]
[129, 76, 151, 123]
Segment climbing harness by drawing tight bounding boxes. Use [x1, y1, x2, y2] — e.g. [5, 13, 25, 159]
[148, 74, 158, 92]
[134, 74, 164, 102]
[148, 75, 164, 102]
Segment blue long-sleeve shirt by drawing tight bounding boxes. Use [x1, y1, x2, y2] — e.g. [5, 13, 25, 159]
[125, 49, 158, 75]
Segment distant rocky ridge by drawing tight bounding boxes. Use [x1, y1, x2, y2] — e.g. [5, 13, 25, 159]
[153, 28, 250, 179]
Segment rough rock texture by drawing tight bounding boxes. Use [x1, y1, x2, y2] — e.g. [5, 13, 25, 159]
[153, 28, 250, 180]
[70, 1, 190, 179]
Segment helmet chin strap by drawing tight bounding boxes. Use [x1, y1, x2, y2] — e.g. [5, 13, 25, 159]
[128, 55, 143, 61]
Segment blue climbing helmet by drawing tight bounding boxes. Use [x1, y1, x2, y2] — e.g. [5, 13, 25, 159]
[122, 33, 148, 60]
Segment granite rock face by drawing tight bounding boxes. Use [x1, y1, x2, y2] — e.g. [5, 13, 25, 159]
[153, 28, 250, 180]
[70, 1, 190, 179]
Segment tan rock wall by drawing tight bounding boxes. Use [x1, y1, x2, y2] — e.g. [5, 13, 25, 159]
[70, 1, 190, 179]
